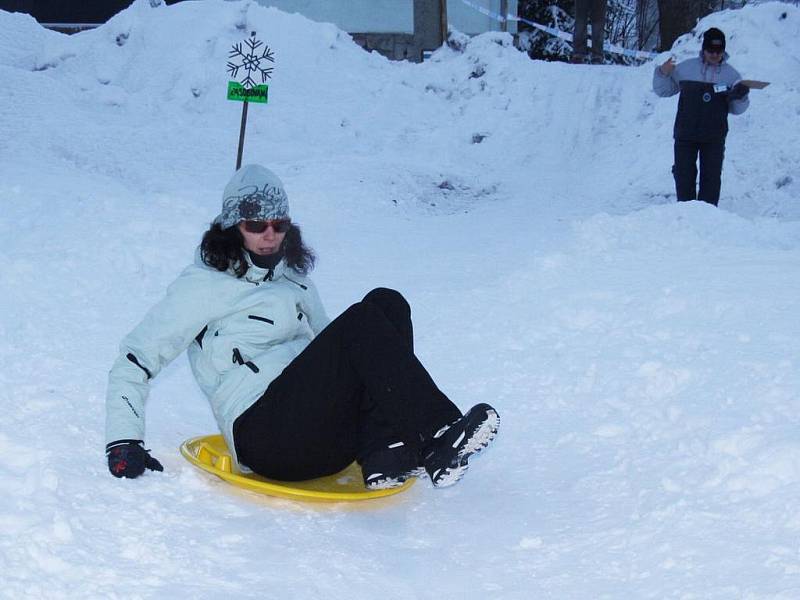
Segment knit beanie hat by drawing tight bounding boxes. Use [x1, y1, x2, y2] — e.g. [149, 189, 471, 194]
[702, 28, 726, 52]
[214, 164, 290, 229]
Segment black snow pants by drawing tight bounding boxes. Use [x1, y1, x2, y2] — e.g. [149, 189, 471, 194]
[673, 139, 726, 206]
[232, 288, 462, 481]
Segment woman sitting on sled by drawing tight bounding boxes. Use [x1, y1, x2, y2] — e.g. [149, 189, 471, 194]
[104, 164, 499, 490]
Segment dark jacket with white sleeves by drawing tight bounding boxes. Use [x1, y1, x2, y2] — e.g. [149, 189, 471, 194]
[105, 251, 330, 469]
[653, 52, 749, 142]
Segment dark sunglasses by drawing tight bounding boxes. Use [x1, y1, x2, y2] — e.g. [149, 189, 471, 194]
[704, 47, 724, 55]
[243, 219, 291, 234]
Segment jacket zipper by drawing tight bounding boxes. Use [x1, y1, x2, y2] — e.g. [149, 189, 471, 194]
[284, 275, 308, 290]
[247, 315, 274, 325]
[232, 348, 260, 373]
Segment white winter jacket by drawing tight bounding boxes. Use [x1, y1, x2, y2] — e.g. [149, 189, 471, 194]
[105, 251, 329, 468]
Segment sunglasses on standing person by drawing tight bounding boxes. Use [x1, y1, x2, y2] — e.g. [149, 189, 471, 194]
[242, 219, 292, 234]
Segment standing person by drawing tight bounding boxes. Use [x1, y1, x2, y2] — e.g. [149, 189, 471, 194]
[104, 164, 500, 490]
[572, 0, 607, 64]
[652, 27, 750, 206]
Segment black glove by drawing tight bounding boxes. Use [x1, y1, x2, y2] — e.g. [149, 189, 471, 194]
[728, 82, 749, 101]
[106, 440, 164, 479]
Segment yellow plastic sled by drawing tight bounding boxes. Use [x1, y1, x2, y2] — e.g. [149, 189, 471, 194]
[180, 434, 415, 502]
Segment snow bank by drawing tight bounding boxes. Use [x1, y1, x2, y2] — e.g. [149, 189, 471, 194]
[1, 1, 797, 215]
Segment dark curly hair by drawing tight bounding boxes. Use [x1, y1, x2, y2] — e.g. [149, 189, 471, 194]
[200, 222, 316, 278]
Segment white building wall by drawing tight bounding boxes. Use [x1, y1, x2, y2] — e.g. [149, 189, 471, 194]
[447, 0, 517, 35]
[249, 0, 517, 35]
[250, 0, 414, 33]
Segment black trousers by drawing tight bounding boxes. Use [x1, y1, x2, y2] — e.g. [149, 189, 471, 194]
[233, 288, 461, 481]
[673, 139, 726, 206]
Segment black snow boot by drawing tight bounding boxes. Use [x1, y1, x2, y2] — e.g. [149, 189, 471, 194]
[422, 403, 500, 488]
[361, 441, 425, 490]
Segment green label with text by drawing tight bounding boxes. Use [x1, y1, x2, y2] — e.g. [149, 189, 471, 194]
[227, 82, 269, 103]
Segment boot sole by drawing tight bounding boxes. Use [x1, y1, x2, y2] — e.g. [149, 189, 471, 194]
[431, 409, 500, 488]
[365, 467, 426, 490]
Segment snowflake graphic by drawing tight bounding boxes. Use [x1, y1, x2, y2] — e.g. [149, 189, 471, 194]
[227, 31, 275, 89]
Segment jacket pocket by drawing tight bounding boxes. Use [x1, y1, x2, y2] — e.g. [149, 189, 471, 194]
[248, 315, 274, 325]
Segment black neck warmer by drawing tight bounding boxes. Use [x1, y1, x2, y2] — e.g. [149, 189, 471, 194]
[248, 249, 284, 271]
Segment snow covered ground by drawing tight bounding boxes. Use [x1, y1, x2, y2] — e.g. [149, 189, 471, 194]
[1, 1, 800, 597]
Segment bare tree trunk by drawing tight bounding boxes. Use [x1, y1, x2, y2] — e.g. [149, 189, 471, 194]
[699, 0, 721, 18]
[656, 0, 726, 51]
[656, 0, 697, 50]
[636, 0, 660, 50]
